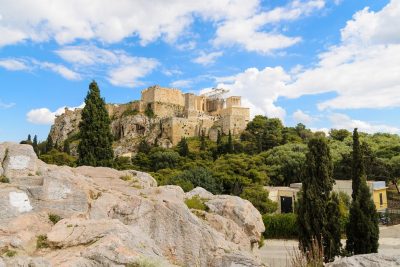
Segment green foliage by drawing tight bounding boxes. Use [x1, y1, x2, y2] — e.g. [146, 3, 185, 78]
[40, 149, 76, 167]
[329, 129, 351, 141]
[45, 135, 54, 153]
[144, 105, 155, 118]
[185, 196, 209, 211]
[138, 140, 151, 154]
[212, 153, 268, 195]
[171, 167, 222, 194]
[260, 143, 307, 186]
[78, 81, 114, 167]
[346, 129, 379, 255]
[114, 156, 133, 170]
[149, 149, 181, 171]
[296, 137, 339, 261]
[48, 213, 62, 225]
[263, 213, 297, 239]
[36, 235, 49, 249]
[5, 250, 17, 257]
[120, 174, 132, 181]
[324, 192, 342, 262]
[240, 185, 277, 214]
[177, 137, 189, 157]
[0, 175, 10, 183]
[121, 107, 139, 118]
[200, 130, 206, 151]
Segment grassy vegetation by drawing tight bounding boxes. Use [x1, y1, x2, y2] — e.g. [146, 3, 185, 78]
[185, 196, 209, 211]
[0, 175, 10, 183]
[5, 250, 17, 257]
[48, 213, 62, 225]
[36, 235, 49, 249]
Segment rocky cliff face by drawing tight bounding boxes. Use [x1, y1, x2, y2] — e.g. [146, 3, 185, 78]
[0, 142, 265, 266]
[49, 108, 172, 157]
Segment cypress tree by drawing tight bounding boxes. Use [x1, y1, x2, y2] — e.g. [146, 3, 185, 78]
[296, 137, 336, 259]
[27, 134, 32, 142]
[78, 81, 114, 167]
[63, 139, 71, 155]
[351, 128, 363, 200]
[177, 137, 189, 157]
[45, 135, 54, 153]
[200, 130, 206, 151]
[346, 128, 379, 255]
[227, 130, 234, 154]
[32, 135, 39, 155]
[216, 130, 222, 146]
[324, 192, 342, 262]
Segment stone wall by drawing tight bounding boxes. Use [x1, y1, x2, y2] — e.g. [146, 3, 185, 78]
[142, 85, 185, 106]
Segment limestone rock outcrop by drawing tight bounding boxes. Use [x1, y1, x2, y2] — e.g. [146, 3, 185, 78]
[0, 143, 265, 266]
[327, 254, 400, 267]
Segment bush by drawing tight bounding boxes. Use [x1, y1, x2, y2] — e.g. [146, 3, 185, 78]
[171, 167, 222, 194]
[40, 149, 76, 167]
[48, 213, 62, 225]
[263, 213, 298, 239]
[5, 250, 17, 257]
[36, 235, 49, 249]
[185, 196, 208, 211]
[240, 185, 277, 214]
[0, 175, 10, 183]
[120, 175, 132, 181]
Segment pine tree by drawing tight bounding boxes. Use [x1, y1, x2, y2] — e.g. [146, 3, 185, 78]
[27, 134, 32, 142]
[200, 130, 206, 151]
[227, 130, 234, 154]
[346, 128, 379, 255]
[351, 128, 363, 200]
[324, 192, 342, 262]
[33, 135, 39, 155]
[177, 137, 189, 157]
[45, 135, 54, 153]
[296, 137, 336, 259]
[78, 81, 114, 167]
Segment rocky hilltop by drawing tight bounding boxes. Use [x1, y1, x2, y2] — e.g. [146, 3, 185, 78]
[0, 143, 265, 266]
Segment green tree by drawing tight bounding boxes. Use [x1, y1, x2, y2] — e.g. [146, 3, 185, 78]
[346, 128, 379, 255]
[77, 81, 114, 167]
[240, 185, 277, 214]
[329, 129, 351, 141]
[171, 167, 222, 194]
[149, 150, 181, 171]
[27, 134, 32, 142]
[296, 137, 337, 261]
[351, 128, 363, 200]
[45, 135, 54, 153]
[63, 139, 71, 154]
[33, 135, 39, 156]
[138, 139, 151, 154]
[177, 137, 189, 157]
[324, 192, 342, 262]
[200, 130, 206, 151]
[227, 130, 234, 154]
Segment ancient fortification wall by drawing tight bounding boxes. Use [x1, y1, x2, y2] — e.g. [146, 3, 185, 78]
[49, 85, 250, 156]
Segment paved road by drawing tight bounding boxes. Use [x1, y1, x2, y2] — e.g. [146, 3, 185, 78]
[260, 224, 400, 267]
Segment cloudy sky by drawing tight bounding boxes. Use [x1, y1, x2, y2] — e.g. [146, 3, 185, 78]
[0, 0, 399, 141]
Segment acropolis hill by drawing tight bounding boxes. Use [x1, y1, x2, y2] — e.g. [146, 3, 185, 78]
[49, 85, 250, 157]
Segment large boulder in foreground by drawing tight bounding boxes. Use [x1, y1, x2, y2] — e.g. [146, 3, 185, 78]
[327, 254, 400, 267]
[0, 143, 265, 267]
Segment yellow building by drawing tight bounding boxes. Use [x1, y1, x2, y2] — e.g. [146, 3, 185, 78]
[266, 180, 388, 214]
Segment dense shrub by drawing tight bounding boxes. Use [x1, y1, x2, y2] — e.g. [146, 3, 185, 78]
[48, 213, 62, 225]
[172, 167, 222, 194]
[263, 213, 298, 239]
[240, 185, 277, 214]
[40, 149, 76, 167]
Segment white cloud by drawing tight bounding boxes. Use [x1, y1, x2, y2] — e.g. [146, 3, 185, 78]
[170, 79, 193, 88]
[293, 109, 315, 124]
[107, 57, 159, 87]
[216, 67, 289, 120]
[329, 113, 400, 134]
[0, 100, 15, 109]
[0, 0, 324, 54]
[193, 51, 223, 66]
[0, 57, 80, 80]
[0, 59, 29, 71]
[56, 45, 159, 87]
[284, 0, 400, 110]
[27, 103, 84, 125]
[213, 0, 325, 53]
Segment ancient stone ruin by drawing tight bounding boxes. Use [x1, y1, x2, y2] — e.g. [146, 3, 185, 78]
[49, 85, 250, 157]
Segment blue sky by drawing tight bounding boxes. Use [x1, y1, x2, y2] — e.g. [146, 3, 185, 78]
[1, 0, 399, 142]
